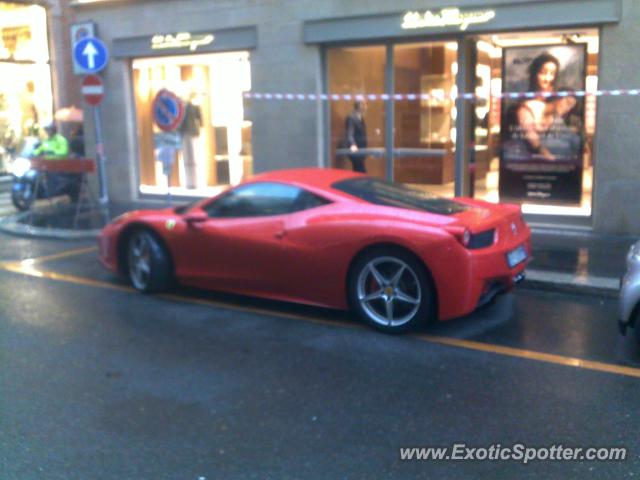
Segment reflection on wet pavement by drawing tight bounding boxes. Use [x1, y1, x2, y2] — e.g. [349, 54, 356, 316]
[530, 231, 636, 279]
[11, 246, 640, 372]
[15, 203, 108, 230]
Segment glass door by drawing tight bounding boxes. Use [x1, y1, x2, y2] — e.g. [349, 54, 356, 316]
[327, 45, 387, 178]
[393, 42, 457, 197]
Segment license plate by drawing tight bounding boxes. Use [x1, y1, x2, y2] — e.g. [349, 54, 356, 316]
[507, 245, 528, 268]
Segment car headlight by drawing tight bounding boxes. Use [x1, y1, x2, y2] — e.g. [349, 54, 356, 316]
[9, 157, 31, 178]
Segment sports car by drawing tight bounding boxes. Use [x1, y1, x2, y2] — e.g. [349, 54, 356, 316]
[99, 168, 531, 333]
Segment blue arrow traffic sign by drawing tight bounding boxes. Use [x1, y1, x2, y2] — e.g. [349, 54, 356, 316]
[73, 37, 108, 73]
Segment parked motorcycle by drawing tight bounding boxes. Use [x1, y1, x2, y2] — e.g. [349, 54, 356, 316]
[9, 138, 81, 211]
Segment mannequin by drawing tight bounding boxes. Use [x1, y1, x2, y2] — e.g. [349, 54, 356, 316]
[180, 91, 202, 189]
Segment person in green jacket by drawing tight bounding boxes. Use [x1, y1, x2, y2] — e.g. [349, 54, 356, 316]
[33, 122, 75, 196]
[34, 123, 69, 160]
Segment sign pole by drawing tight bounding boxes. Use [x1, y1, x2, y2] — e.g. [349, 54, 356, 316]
[81, 74, 108, 219]
[152, 88, 185, 207]
[75, 34, 109, 217]
[166, 164, 172, 206]
[93, 104, 109, 209]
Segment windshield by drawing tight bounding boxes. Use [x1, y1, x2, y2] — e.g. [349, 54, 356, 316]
[332, 177, 469, 216]
[174, 199, 201, 214]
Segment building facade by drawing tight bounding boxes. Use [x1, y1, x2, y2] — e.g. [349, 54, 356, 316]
[72, 0, 640, 235]
[0, 0, 81, 170]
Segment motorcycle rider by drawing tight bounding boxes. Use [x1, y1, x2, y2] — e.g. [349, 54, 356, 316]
[33, 122, 71, 194]
[34, 122, 69, 160]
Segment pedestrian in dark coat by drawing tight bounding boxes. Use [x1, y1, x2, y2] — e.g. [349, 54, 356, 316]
[345, 101, 367, 173]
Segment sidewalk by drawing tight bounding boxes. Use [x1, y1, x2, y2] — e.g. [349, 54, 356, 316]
[0, 190, 634, 297]
[0, 176, 13, 217]
[524, 228, 634, 298]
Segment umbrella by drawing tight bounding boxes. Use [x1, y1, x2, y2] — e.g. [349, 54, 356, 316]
[54, 106, 83, 123]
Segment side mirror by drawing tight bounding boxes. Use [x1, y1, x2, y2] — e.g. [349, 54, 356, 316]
[183, 210, 208, 226]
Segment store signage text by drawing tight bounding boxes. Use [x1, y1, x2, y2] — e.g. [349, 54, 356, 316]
[401, 8, 495, 31]
[151, 32, 215, 52]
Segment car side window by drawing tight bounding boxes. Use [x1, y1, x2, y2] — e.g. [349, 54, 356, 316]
[205, 183, 331, 218]
[204, 183, 298, 218]
[290, 190, 331, 213]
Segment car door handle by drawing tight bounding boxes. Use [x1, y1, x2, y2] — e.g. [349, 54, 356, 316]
[274, 230, 286, 239]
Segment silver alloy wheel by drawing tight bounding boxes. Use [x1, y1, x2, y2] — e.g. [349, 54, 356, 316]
[128, 233, 152, 290]
[356, 256, 422, 328]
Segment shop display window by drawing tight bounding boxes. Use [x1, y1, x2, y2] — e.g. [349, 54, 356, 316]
[325, 28, 598, 218]
[472, 29, 599, 216]
[132, 51, 253, 196]
[0, 2, 52, 173]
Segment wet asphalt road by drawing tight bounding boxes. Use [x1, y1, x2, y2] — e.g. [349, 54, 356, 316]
[1, 236, 639, 479]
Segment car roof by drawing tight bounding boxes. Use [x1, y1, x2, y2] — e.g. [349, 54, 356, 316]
[249, 168, 363, 191]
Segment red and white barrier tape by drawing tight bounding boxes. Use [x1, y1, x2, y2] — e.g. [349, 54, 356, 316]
[242, 89, 640, 101]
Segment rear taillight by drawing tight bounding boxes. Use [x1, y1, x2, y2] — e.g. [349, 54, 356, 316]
[445, 226, 471, 247]
[467, 229, 496, 249]
[462, 229, 471, 247]
[446, 226, 496, 249]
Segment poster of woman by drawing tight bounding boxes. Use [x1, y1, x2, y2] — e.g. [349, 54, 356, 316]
[499, 44, 586, 205]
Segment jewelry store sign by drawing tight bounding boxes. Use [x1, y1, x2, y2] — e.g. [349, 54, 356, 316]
[402, 7, 495, 31]
[151, 32, 214, 52]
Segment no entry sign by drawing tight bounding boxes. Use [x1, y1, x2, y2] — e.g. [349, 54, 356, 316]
[152, 89, 185, 132]
[81, 74, 104, 106]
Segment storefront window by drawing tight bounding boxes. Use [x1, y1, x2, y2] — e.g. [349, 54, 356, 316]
[133, 51, 253, 196]
[327, 46, 386, 178]
[0, 2, 52, 172]
[325, 29, 598, 218]
[472, 30, 599, 216]
[394, 42, 456, 197]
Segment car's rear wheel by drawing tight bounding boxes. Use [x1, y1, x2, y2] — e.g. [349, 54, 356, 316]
[127, 230, 172, 293]
[349, 248, 434, 333]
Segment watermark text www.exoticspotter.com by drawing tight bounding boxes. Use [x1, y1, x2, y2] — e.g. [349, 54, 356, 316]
[399, 444, 627, 464]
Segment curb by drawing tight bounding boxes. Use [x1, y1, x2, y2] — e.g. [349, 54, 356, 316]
[0, 210, 102, 240]
[522, 269, 619, 298]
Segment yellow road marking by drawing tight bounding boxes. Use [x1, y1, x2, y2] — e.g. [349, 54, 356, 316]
[419, 335, 640, 379]
[7, 246, 98, 266]
[0, 262, 133, 293]
[0, 259, 350, 329]
[2, 251, 640, 381]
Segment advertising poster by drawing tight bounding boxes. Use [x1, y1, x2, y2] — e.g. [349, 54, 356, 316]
[499, 44, 586, 205]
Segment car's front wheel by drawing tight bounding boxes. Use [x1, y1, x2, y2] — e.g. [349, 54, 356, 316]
[348, 248, 434, 333]
[127, 230, 172, 293]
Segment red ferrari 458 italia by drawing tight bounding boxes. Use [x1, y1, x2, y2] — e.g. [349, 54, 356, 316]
[99, 168, 530, 333]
